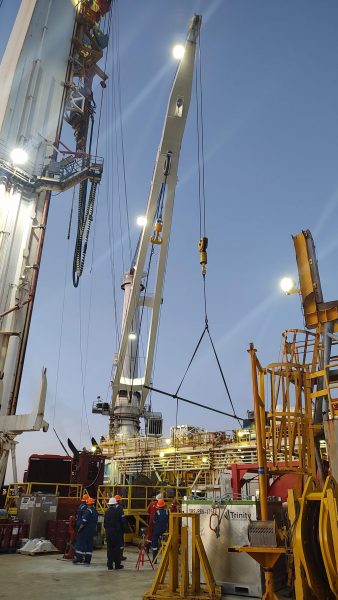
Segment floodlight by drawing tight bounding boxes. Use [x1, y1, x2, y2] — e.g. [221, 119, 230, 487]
[136, 215, 147, 227]
[173, 44, 185, 60]
[10, 148, 28, 165]
[280, 277, 299, 295]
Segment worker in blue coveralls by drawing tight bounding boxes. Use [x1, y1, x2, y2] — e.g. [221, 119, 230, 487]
[73, 497, 98, 565]
[104, 497, 125, 570]
[151, 498, 168, 560]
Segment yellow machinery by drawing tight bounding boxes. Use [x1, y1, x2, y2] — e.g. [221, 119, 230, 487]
[237, 229, 338, 600]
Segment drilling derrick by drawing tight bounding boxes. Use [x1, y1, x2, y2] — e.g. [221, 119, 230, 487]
[0, 0, 109, 486]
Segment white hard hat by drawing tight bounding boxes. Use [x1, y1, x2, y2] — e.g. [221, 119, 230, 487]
[156, 493, 163, 500]
[108, 497, 117, 505]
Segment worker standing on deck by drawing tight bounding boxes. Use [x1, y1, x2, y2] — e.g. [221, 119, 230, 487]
[146, 493, 162, 547]
[151, 498, 168, 560]
[115, 494, 127, 561]
[73, 497, 98, 565]
[104, 497, 125, 570]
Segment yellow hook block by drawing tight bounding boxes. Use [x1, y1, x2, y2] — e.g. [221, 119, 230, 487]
[198, 237, 208, 274]
[151, 219, 163, 245]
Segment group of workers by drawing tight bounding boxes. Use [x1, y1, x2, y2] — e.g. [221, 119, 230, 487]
[73, 492, 179, 569]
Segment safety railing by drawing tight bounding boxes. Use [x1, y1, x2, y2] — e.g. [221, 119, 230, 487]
[96, 484, 189, 515]
[5, 482, 83, 514]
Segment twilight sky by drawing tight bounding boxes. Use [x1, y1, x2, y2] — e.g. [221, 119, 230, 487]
[2, 0, 338, 481]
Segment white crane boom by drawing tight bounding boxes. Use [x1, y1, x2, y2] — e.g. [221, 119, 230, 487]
[110, 15, 201, 437]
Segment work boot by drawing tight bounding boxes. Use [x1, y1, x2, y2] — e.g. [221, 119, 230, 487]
[115, 564, 124, 569]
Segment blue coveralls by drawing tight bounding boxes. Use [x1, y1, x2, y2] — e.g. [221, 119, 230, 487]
[151, 508, 168, 560]
[74, 505, 98, 564]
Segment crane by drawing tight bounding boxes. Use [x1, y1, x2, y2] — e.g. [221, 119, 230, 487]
[93, 15, 202, 439]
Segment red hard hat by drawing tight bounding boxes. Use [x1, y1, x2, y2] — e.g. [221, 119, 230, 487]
[115, 495, 122, 501]
[157, 499, 165, 508]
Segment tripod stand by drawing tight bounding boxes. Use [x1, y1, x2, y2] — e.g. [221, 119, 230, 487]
[135, 533, 154, 570]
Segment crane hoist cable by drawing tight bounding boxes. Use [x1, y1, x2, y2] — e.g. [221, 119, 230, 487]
[170, 32, 241, 426]
[195, 35, 208, 276]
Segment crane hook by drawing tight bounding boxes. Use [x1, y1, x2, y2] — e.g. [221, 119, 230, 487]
[198, 237, 208, 274]
[151, 218, 163, 245]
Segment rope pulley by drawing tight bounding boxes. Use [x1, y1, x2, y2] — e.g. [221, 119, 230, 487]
[151, 218, 163, 245]
[198, 236, 208, 274]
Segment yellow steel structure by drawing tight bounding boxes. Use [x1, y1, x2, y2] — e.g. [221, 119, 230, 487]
[293, 229, 338, 330]
[248, 339, 317, 480]
[144, 513, 221, 600]
[238, 231, 338, 600]
[242, 332, 320, 600]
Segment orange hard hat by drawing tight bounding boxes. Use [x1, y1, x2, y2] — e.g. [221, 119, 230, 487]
[157, 499, 165, 508]
[115, 495, 122, 501]
[81, 494, 89, 502]
[87, 497, 95, 505]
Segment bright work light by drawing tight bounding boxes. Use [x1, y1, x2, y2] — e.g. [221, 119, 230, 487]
[136, 216, 147, 227]
[280, 277, 299, 295]
[10, 148, 28, 165]
[173, 44, 185, 60]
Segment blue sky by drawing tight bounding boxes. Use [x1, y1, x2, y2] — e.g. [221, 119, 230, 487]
[2, 0, 338, 481]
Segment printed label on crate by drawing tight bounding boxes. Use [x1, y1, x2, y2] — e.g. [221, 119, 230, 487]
[49, 506, 57, 512]
[12, 527, 19, 535]
[35, 503, 41, 508]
